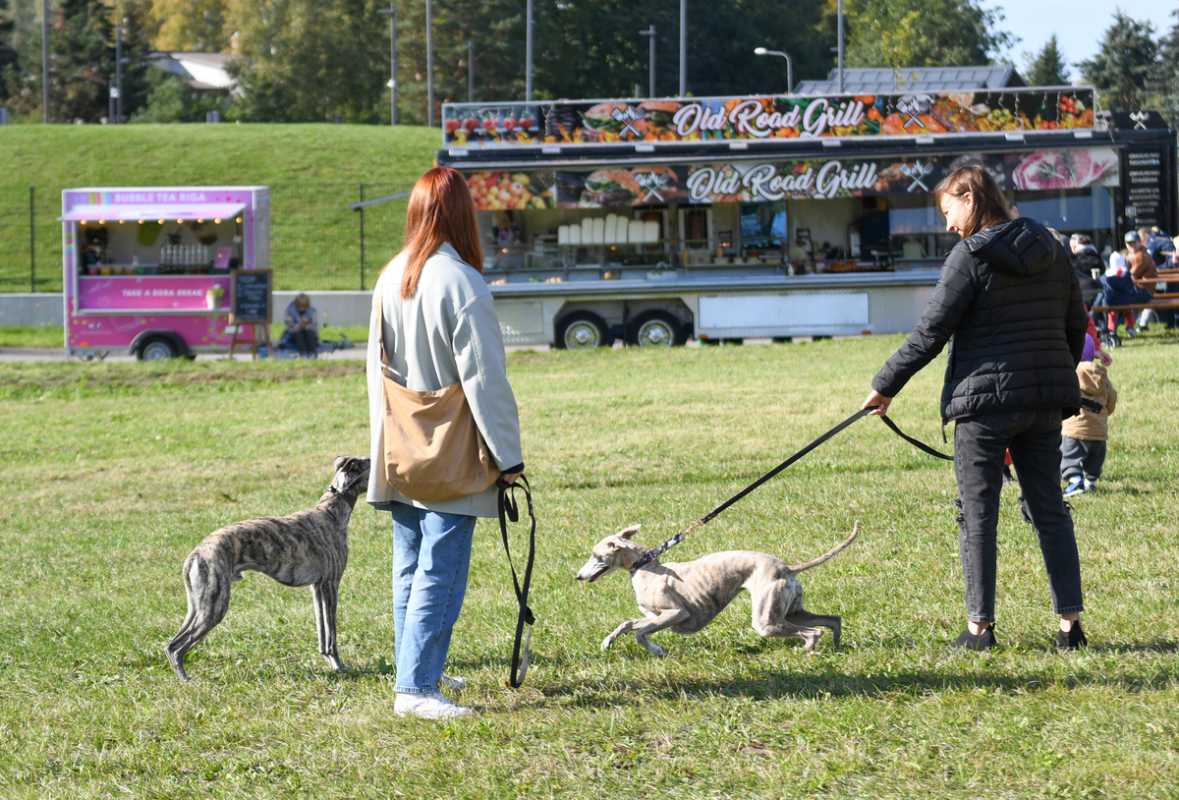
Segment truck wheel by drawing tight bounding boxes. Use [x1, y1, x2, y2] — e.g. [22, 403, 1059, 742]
[627, 311, 683, 347]
[556, 312, 612, 350]
[139, 337, 178, 361]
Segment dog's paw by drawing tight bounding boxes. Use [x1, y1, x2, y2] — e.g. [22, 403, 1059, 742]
[600, 637, 615, 651]
[643, 641, 668, 657]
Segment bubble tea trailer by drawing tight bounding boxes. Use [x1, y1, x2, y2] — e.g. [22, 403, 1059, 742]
[61, 187, 270, 359]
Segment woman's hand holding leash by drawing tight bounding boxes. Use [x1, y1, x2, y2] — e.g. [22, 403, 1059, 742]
[862, 390, 893, 416]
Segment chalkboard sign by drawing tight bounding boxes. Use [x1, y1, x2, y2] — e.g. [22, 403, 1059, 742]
[230, 269, 272, 324]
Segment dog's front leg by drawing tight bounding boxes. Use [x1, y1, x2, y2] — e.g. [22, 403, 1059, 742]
[602, 619, 639, 651]
[630, 609, 689, 657]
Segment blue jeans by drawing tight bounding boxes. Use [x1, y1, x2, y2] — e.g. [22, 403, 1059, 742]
[953, 408, 1085, 623]
[391, 503, 477, 694]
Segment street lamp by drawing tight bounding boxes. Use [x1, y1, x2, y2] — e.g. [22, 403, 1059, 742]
[426, 0, 434, 127]
[378, 4, 397, 126]
[679, 0, 686, 97]
[41, 0, 49, 123]
[525, 0, 533, 102]
[754, 47, 792, 94]
[116, 18, 125, 123]
[638, 26, 655, 99]
[467, 40, 474, 103]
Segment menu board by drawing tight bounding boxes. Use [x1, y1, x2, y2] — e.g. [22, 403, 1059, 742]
[443, 87, 1097, 149]
[1124, 147, 1169, 230]
[230, 269, 272, 324]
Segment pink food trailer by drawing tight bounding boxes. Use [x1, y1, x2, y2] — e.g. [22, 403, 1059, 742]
[61, 186, 270, 359]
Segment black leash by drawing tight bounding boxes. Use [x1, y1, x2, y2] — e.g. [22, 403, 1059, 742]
[497, 474, 536, 688]
[631, 407, 952, 572]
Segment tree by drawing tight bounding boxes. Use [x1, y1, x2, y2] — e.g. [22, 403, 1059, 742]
[1077, 11, 1158, 113]
[1149, 9, 1179, 125]
[149, 0, 230, 52]
[837, 0, 1015, 72]
[1023, 34, 1069, 86]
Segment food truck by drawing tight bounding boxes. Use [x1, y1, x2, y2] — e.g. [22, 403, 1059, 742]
[438, 88, 1177, 348]
[61, 187, 270, 359]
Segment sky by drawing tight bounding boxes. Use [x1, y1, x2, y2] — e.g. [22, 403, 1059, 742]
[979, 0, 1176, 77]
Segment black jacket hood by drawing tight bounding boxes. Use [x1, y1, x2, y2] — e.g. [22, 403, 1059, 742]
[962, 217, 1066, 279]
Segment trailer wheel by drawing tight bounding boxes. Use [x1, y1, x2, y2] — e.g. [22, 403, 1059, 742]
[627, 311, 683, 347]
[556, 312, 612, 350]
[139, 337, 179, 361]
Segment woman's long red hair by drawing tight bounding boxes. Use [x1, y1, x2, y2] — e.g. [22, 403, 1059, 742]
[391, 167, 483, 299]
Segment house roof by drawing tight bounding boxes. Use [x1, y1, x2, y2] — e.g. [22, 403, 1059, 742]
[148, 52, 236, 92]
[794, 65, 1026, 94]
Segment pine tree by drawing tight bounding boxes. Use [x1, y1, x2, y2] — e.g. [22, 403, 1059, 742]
[1077, 11, 1158, 112]
[1151, 10, 1179, 125]
[1023, 35, 1069, 86]
[0, 0, 18, 106]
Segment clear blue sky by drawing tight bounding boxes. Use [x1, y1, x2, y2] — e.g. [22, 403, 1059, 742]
[980, 1, 1176, 77]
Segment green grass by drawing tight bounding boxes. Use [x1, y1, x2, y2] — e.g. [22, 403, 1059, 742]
[0, 325, 64, 347]
[2, 333, 1178, 798]
[0, 124, 440, 293]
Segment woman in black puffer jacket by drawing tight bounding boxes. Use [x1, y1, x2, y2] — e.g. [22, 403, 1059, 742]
[862, 165, 1090, 651]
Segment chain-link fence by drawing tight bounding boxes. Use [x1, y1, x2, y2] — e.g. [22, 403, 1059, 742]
[0, 184, 410, 294]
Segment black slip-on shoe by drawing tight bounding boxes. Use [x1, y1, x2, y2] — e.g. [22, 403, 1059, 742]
[951, 624, 996, 651]
[1055, 620, 1087, 650]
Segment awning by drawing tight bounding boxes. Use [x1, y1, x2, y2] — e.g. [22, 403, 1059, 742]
[59, 203, 245, 222]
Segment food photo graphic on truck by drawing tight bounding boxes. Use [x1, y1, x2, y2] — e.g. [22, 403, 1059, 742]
[437, 86, 1175, 350]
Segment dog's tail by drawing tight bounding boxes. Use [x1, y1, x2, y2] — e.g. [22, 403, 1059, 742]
[788, 521, 859, 573]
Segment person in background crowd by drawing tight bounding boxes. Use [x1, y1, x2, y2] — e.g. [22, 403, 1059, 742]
[1146, 228, 1177, 328]
[1061, 335, 1117, 497]
[863, 165, 1089, 652]
[283, 293, 320, 358]
[1125, 231, 1159, 330]
[1069, 234, 1104, 306]
[1096, 251, 1151, 337]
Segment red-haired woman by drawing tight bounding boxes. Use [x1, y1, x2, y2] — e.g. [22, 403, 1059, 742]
[862, 165, 1090, 651]
[366, 167, 523, 720]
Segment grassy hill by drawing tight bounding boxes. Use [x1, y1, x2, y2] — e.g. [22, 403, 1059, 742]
[0, 124, 440, 292]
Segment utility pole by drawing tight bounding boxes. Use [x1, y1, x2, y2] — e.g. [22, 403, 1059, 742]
[837, 0, 844, 93]
[41, 0, 49, 123]
[679, 0, 686, 97]
[525, 0, 533, 102]
[639, 26, 655, 99]
[468, 40, 474, 103]
[378, 4, 397, 125]
[116, 18, 124, 123]
[426, 0, 434, 127]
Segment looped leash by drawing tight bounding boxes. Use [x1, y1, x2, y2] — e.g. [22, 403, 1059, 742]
[631, 406, 952, 572]
[497, 474, 536, 688]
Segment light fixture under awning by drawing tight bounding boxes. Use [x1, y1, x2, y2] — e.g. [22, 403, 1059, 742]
[59, 203, 245, 222]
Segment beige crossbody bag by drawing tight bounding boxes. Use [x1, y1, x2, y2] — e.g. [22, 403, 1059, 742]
[374, 291, 500, 503]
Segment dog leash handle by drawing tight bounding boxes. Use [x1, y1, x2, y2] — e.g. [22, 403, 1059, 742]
[497, 475, 536, 688]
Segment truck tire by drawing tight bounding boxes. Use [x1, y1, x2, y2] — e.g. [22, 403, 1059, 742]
[627, 310, 684, 347]
[556, 311, 612, 350]
[139, 337, 179, 361]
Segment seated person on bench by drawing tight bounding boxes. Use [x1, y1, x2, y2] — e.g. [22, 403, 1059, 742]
[283, 293, 320, 358]
[1094, 251, 1151, 336]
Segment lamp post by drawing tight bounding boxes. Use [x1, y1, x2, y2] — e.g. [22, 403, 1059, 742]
[753, 47, 792, 94]
[638, 26, 655, 98]
[837, 0, 844, 93]
[41, 0, 49, 123]
[115, 18, 124, 123]
[525, 0, 533, 102]
[678, 0, 686, 97]
[426, 0, 434, 127]
[467, 40, 474, 103]
[378, 4, 397, 125]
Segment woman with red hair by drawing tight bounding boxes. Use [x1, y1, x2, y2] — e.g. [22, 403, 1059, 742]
[366, 168, 523, 720]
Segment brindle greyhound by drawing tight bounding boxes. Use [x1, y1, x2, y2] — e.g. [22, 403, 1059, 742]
[165, 457, 370, 681]
[576, 522, 858, 657]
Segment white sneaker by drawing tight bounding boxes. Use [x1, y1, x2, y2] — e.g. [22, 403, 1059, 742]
[394, 692, 475, 720]
[1084, 479, 1097, 492]
[438, 674, 467, 691]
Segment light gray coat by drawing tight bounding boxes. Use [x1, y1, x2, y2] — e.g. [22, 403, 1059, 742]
[366, 242, 523, 517]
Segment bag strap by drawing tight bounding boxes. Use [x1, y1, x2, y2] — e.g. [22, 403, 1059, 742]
[497, 474, 536, 689]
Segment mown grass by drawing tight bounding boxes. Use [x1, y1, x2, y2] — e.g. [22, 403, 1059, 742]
[1, 332, 1178, 799]
[0, 325, 64, 348]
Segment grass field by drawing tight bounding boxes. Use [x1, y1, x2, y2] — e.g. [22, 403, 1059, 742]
[2, 333, 1178, 799]
[0, 124, 439, 293]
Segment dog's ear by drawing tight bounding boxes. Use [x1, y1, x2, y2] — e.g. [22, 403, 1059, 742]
[617, 524, 641, 539]
[334, 456, 348, 472]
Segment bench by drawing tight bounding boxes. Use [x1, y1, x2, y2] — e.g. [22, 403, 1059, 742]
[1090, 300, 1179, 347]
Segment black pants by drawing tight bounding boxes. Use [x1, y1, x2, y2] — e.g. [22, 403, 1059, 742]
[1060, 436, 1106, 483]
[289, 329, 319, 356]
[953, 408, 1084, 623]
